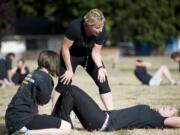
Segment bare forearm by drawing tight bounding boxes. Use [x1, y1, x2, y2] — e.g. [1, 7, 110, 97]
[62, 47, 73, 71]
[92, 51, 103, 67]
[8, 70, 13, 81]
[164, 117, 180, 128]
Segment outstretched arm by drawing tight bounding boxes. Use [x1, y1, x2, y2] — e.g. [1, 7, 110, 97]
[164, 117, 180, 128]
[158, 106, 180, 128]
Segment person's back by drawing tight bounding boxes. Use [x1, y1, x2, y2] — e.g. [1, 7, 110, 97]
[134, 60, 152, 85]
[6, 69, 53, 134]
[134, 66, 152, 85]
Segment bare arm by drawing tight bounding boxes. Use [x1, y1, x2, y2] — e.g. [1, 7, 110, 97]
[92, 44, 107, 83]
[60, 36, 74, 84]
[11, 67, 18, 77]
[91, 44, 103, 68]
[8, 69, 14, 82]
[62, 36, 74, 71]
[164, 117, 180, 128]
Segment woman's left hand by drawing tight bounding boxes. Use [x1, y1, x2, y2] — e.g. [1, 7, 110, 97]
[98, 68, 107, 83]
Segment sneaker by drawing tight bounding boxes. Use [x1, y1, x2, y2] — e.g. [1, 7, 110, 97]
[171, 80, 177, 85]
[17, 127, 30, 135]
[171, 80, 180, 85]
[3, 78, 13, 87]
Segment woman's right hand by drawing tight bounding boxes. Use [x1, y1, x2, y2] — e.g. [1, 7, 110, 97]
[60, 70, 74, 85]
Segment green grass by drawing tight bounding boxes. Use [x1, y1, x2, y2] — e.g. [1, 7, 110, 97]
[0, 56, 180, 135]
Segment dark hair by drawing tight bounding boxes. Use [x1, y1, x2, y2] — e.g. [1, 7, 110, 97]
[6, 52, 15, 59]
[38, 50, 59, 77]
[171, 51, 180, 59]
[136, 59, 143, 62]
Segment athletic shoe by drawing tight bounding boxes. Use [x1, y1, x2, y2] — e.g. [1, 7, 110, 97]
[11, 127, 30, 135]
[171, 80, 180, 85]
[3, 78, 13, 87]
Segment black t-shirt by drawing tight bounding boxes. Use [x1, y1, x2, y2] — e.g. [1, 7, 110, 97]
[5, 69, 54, 134]
[179, 62, 180, 72]
[0, 57, 12, 80]
[108, 105, 166, 130]
[12, 66, 30, 84]
[134, 66, 152, 85]
[65, 18, 107, 57]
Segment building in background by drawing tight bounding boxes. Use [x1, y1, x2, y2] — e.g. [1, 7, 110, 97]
[0, 16, 63, 58]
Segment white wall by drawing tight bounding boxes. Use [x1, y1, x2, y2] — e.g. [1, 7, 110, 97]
[1, 40, 26, 54]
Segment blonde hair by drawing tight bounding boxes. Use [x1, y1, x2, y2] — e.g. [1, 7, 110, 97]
[84, 8, 105, 27]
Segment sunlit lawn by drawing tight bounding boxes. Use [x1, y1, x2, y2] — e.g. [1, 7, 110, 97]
[0, 56, 180, 135]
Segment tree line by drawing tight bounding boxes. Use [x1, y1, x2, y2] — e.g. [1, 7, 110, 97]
[1, 0, 180, 46]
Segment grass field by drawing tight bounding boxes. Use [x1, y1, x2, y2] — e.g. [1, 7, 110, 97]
[0, 56, 180, 135]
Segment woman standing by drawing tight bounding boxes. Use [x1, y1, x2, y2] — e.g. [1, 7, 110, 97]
[52, 9, 114, 111]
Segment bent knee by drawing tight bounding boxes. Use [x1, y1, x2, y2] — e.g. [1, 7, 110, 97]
[59, 120, 71, 134]
[160, 65, 167, 70]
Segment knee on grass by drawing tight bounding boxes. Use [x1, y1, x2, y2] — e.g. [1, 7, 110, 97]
[159, 65, 168, 71]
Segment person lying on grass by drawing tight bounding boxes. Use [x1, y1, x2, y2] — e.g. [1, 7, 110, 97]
[134, 59, 178, 86]
[52, 85, 180, 132]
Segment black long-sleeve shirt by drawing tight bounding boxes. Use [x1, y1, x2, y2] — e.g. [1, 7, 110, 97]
[5, 69, 54, 134]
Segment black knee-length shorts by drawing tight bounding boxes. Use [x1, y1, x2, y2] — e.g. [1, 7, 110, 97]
[55, 54, 111, 94]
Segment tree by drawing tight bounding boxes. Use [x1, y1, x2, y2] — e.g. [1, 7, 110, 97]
[0, 0, 16, 36]
[8, 0, 180, 47]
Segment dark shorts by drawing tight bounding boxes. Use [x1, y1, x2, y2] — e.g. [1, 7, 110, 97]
[26, 115, 61, 130]
[55, 54, 111, 94]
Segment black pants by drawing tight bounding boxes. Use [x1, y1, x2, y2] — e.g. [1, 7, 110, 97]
[107, 105, 166, 130]
[52, 85, 106, 131]
[52, 85, 166, 131]
[55, 54, 111, 94]
[12, 72, 26, 85]
[26, 115, 61, 130]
